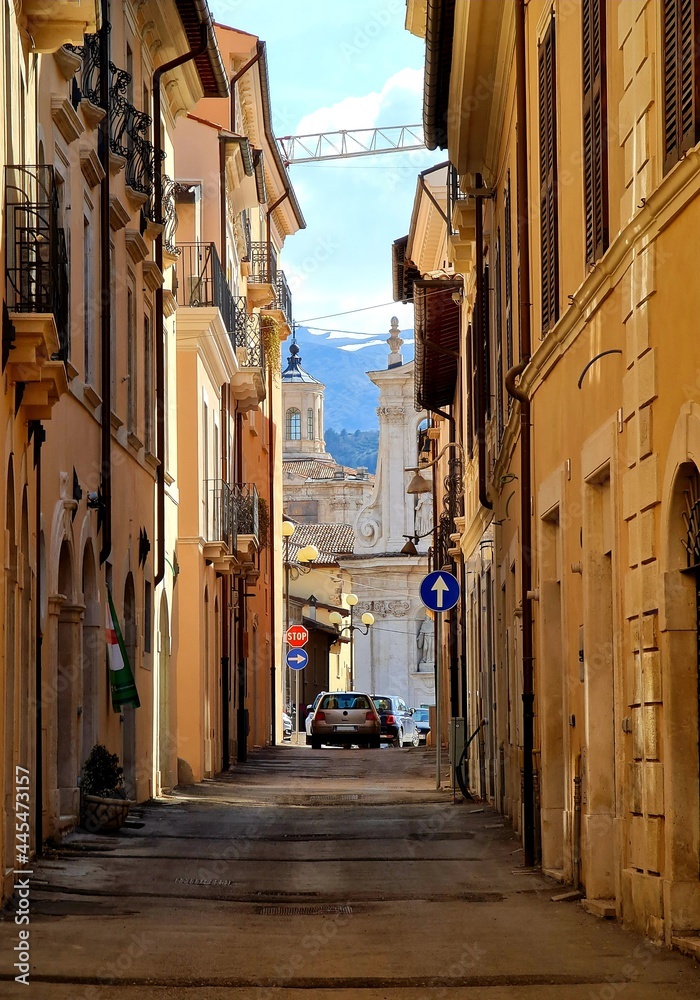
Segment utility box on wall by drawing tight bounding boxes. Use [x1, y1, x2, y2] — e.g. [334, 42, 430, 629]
[449, 717, 466, 768]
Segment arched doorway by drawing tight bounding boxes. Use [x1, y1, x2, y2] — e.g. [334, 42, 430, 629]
[4, 460, 17, 872]
[122, 574, 137, 798]
[81, 542, 99, 766]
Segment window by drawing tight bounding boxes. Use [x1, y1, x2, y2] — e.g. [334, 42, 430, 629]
[663, 0, 700, 173]
[127, 280, 137, 433]
[83, 214, 93, 385]
[482, 263, 491, 419]
[582, 0, 608, 261]
[307, 407, 314, 439]
[286, 407, 301, 440]
[144, 311, 153, 451]
[539, 14, 559, 333]
[144, 581, 152, 654]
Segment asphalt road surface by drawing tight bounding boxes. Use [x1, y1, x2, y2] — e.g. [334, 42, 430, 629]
[1, 743, 699, 997]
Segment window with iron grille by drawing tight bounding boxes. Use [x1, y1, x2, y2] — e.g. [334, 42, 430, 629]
[582, 0, 608, 262]
[663, 0, 700, 173]
[539, 14, 559, 334]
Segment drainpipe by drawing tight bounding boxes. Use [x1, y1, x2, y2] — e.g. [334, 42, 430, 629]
[573, 753, 582, 889]
[236, 412, 247, 762]
[98, 0, 111, 564]
[31, 421, 45, 855]
[153, 22, 209, 587]
[221, 385, 230, 771]
[505, 0, 535, 868]
[266, 191, 289, 289]
[474, 176, 492, 513]
[268, 364, 277, 744]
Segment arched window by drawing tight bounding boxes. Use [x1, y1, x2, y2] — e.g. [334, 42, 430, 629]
[307, 408, 314, 439]
[286, 407, 301, 440]
[417, 417, 431, 462]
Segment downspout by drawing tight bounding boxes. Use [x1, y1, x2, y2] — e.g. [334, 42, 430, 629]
[221, 385, 230, 771]
[266, 191, 289, 289]
[268, 364, 277, 745]
[31, 421, 45, 856]
[505, 0, 535, 867]
[474, 176, 493, 513]
[236, 412, 247, 762]
[153, 22, 209, 587]
[98, 0, 111, 564]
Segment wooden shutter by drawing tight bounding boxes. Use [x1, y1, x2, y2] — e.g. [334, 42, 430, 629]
[539, 15, 559, 333]
[504, 173, 514, 406]
[663, 0, 700, 172]
[495, 232, 504, 444]
[582, 0, 608, 262]
[482, 264, 491, 418]
[466, 323, 474, 454]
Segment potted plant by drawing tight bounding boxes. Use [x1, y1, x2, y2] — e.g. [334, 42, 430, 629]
[80, 745, 135, 833]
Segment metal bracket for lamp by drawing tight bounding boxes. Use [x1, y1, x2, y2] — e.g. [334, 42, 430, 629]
[405, 441, 465, 494]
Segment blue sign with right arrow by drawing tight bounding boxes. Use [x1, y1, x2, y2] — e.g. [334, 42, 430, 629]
[419, 570, 460, 613]
[286, 648, 309, 671]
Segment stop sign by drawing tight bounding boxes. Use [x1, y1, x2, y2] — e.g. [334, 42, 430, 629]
[286, 624, 309, 648]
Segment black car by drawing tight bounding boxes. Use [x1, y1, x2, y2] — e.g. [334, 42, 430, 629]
[412, 708, 431, 743]
[371, 695, 420, 747]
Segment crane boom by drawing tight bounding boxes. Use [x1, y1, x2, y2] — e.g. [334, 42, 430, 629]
[277, 125, 425, 164]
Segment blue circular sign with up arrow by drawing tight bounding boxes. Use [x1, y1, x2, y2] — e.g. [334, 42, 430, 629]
[286, 648, 309, 671]
[420, 570, 460, 613]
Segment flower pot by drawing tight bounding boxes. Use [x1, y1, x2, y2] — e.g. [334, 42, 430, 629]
[80, 793, 135, 833]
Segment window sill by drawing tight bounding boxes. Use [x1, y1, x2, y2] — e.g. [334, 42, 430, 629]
[83, 382, 101, 409]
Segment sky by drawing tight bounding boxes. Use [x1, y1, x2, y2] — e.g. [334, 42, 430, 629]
[209, 0, 441, 354]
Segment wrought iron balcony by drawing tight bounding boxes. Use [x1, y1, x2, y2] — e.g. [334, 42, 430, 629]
[232, 484, 259, 545]
[161, 175, 180, 256]
[203, 479, 236, 552]
[249, 241, 278, 285]
[275, 270, 293, 326]
[233, 298, 264, 371]
[176, 242, 236, 335]
[5, 165, 69, 360]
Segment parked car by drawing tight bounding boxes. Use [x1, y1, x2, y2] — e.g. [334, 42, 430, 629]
[305, 691, 327, 742]
[309, 692, 381, 749]
[412, 707, 431, 744]
[372, 695, 420, 747]
[282, 712, 293, 741]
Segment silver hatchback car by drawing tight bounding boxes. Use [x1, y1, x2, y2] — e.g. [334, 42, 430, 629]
[309, 692, 381, 749]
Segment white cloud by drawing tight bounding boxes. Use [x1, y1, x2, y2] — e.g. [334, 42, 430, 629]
[295, 67, 423, 135]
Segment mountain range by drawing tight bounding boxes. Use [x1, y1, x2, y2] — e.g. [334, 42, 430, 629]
[290, 325, 415, 433]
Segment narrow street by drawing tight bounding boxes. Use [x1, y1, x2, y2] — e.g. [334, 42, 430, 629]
[1, 746, 699, 998]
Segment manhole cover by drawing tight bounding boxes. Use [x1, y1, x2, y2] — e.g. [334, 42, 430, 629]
[259, 904, 353, 916]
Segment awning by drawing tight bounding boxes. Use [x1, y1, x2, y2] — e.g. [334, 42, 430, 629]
[391, 236, 421, 303]
[414, 278, 461, 412]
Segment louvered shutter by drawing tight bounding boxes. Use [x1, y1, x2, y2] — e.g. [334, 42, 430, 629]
[482, 264, 491, 418]
[582, 0, 608, 262]
[504, 173, 514, 414]
[539, 16, 559, 333]
[664, 0, 700, 172]
[466, 323, 474, 454]
[495, 232, 504, 444]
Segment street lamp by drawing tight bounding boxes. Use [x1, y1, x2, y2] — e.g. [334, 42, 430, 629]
[329, 602, 374, 691]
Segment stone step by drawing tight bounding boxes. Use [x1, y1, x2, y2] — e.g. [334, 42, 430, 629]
[581, 898, 616, 919]
[672, 935, 700, 959]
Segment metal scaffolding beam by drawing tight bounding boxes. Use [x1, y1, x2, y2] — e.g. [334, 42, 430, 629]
[277, 125, 425, 164]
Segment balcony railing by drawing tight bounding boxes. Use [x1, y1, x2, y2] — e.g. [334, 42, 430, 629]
[249, 241, 277, 285]
[232, 484, 259, 542]
[4, 165, 69, 360]
[66, 28, 162, 223]
[161, 175, 180, 256]
[275, 270, 293, 326]
[233, 297, 264, 370]
[204, 479, 235, 551]
[176, 242, 236, 334]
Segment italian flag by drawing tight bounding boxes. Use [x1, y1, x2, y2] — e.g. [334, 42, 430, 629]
[106, 585, 140, 712]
